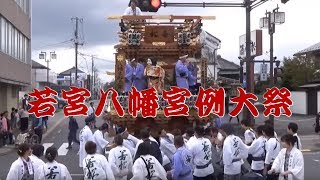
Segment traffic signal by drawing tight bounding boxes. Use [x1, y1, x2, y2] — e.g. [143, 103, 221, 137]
[138, 0, 162, 12]
[281, 0, 289, 4]
[274, 67, 283, 84]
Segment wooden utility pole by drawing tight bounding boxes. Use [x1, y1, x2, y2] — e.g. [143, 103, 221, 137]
[71, 17, 83, 86]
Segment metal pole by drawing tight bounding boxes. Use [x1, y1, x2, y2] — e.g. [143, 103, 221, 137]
[268, 11, 275, 126]
[47, 60, 49, 87]
[70, 70, 72, 86]
[245, 0, 254, 125]
[75, 17, 79, 86]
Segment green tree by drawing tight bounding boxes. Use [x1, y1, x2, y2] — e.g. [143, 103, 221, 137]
[254, 79, 270, 94]
[281, 56, 320, 90]
[103, 81, 115, 91]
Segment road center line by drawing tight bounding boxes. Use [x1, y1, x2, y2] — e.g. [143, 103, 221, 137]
[43, 114, 67, 139]
[57, 143, 69, 156]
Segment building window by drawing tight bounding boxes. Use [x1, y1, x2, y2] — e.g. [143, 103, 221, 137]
[0, 16, 30, 63]
[0, 18, 5, 52]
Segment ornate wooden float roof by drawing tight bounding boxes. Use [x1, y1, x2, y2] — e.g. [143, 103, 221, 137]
[108, 15, 216, 57]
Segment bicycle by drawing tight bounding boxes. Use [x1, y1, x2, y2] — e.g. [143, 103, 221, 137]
[25, 129, 40, 145]
[15, 129, 40, 146]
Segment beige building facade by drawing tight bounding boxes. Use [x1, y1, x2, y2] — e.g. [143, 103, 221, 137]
[0, 0, 31, 111]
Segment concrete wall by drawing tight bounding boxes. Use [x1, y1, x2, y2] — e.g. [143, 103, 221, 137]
[6, 84, 19, 110]
[290, 91, 307, 115]
[0, 52, 31, 85]
[0, 83, 7, 111]
[318, 91, 320, 113]
[0, 83, 19, 111]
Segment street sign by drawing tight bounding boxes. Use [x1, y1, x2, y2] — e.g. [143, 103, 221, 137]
[260, 64, 268, 81]
[239, 30, 263, 58]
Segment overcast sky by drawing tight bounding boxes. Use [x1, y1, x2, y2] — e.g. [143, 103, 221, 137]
[31, 0, 320, 83]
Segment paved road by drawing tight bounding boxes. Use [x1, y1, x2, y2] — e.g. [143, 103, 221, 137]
[303, 151, 320, 180]
[0, 108, 319, 179]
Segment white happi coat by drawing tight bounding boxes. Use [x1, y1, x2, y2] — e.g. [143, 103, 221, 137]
[265, 137, 281, 165]
[160, 133, 176, 162]
[271, 148, 304, 180]
[131, 155, 167, 180]
[30, 155, 45, 173]
[185, 135, 197, 149]
[123, 134, 139, 157]
[36, 161, 72, 180]
[30, 155, 45, 179]
[83, 154, 115, 180]
[187, 137, 214, 177]
[223, 135, 248, 175]
[79, 125, 94, 167]
[244, 128, 256, 145]
[162, 152, 171, 166]
[94, 130, 109, 154]
[7, 158, 35, 180]
[123, 7, 142, 16]
[108, 146, 133, 180]
[104, 132, 115, 145]
[248, 136, 267, 171]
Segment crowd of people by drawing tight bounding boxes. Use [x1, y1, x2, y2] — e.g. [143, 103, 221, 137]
[0, 94, 50, 147]
[6, 113, 305, 180]
[0, 106, 26, 146]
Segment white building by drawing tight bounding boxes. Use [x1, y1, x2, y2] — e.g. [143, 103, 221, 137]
[57, 67, 87, 88]
[200, 30, 221, 81]
[31, 60, 57, 90]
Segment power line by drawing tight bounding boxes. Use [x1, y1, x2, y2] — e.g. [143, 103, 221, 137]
[33, 39, 73, 50]
[78, 53, 91, 73]
[78, 52, 115, 63]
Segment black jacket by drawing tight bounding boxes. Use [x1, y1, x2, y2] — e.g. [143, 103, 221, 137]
[69, 117, 79, 132]
[134, 139, 163, 165]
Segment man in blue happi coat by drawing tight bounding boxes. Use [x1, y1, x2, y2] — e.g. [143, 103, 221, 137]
[187, 58, 199, 94]
[175, 55, 189, 89]
[169, 135, 193, 180]
[124, 60, 133, 94]
[132, 58, 147, 91]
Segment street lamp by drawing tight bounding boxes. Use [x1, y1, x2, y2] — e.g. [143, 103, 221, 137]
[39, 51, 57, 87]
[259, 5, 285, 126]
